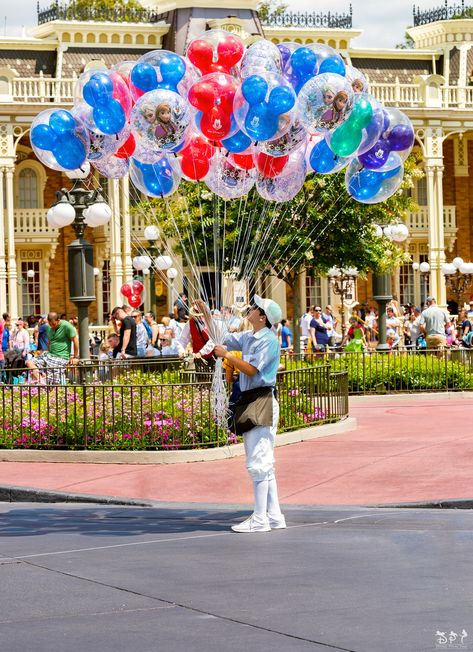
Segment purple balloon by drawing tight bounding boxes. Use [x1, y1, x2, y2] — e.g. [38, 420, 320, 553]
[277, 44, 292, 69]
[358, 141, 390, 169]
[386, 124, 414, 151]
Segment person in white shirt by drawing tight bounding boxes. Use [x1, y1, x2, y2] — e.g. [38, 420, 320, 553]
[300, 309, 313, 353]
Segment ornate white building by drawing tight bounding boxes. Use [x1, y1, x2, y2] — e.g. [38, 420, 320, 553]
[1, 1, 472, 320]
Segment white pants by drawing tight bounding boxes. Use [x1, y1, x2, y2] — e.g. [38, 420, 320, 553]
[243, 398, 279, 482]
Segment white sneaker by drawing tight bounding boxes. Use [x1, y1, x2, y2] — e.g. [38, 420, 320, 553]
[268, 514, 286, 530]
[231, 515, 271, 533]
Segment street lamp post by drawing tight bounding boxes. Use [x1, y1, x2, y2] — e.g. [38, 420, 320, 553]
[441, 257, 473, 309]
[328, 267, 359, 339]
[47, 180, 111, 359]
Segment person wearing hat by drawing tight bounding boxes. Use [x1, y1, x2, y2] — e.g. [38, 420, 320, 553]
[178, 305, 216, 370]
[9, 319, 31, 360]
[195, 295, 286, 534]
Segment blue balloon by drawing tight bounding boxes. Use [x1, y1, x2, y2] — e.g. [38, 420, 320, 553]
[242, 75, 295, 141]
[83, 72, 126, 135]
[277, 43, 292, 69]
[222, 130, 252, 153]
[131, 55, 185, 94]
[319, 56, 346, 76]
[348, 165, 401, 201]
[309, 139, 340, 174]
[130, 63, 158, 93]
[30, 109, 86, 170]
[31, 123, 57, 150]
[134, 158, 175, 196]
[289, 48, 317, 93]
[158, 54, 186, 92]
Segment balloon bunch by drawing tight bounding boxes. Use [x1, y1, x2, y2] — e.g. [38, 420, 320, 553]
[30, 30, 414, 204]
[120, 279, 146, 309]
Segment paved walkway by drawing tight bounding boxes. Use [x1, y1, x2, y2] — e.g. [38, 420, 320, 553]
[1, 393, 473, 506]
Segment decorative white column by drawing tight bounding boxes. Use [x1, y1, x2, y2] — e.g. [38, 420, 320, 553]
[108, 178, 123, 307]
[0, 167, 7, 310]
[120, 175, 133, 280]
[4, 166, 18, 319]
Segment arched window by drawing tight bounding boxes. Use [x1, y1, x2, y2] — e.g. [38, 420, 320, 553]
[19, 168, 39, 208]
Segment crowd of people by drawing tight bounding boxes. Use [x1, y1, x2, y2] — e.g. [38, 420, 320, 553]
[1, 291, 473, 384]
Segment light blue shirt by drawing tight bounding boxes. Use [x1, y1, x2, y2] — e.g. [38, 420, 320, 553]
[223, 327, 280, 392]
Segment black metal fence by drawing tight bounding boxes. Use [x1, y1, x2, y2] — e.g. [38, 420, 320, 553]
[0, 364, 348, 451]
[263, 8, 353, 29]
[413, 1, 473, 26]
[279, 349, 473, 394]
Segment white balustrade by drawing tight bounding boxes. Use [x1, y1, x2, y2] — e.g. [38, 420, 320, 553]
[407, 206, 456, 233]
[6, 74, 473, 109]
[14, 208, 57, 238]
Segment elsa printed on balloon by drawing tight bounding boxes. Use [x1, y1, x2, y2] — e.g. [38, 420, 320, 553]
[296, 73, 353, 136]
[130, 89, 190, 152]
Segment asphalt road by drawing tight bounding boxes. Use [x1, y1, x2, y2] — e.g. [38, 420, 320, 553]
[1, 503, 472, 652]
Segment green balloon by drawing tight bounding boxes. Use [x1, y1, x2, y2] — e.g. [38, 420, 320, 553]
[330, 99, 373, 158]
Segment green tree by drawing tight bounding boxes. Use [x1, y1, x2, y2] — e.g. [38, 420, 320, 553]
[65, 0, 144, 21]
[257, 0, 288, 23]
[395, 30, 415, 49]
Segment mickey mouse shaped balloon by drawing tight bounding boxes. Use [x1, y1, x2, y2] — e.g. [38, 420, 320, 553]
[358, 107, 414, 171]
[30, 108, 90, 171]
[188, 73, 239, 141]
[130, 50, 189, 100]
[234, 72, 296, 143]
[75, 69, 132, 136]
[187, 29, 244, 75]
[129, 155, 181, 198]
[179, 132, 216, 181]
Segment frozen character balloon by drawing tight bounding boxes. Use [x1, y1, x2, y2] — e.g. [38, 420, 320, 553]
[154, 102, 177, 140]
[319, 90, 350, 130]
[345, 65, 369, 94]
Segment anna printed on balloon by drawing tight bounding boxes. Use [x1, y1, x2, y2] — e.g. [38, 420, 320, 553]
[318, 90, 350, 130]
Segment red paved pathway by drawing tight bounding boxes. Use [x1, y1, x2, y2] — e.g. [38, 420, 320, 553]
[1, 393, 472, 505]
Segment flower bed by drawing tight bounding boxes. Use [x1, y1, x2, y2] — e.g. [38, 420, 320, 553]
[0, 366, 344, 451]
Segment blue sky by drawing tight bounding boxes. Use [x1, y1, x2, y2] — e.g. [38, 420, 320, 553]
[1, 0, 440, 48]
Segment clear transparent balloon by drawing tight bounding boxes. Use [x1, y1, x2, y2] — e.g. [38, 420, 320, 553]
[325, 92, 384, 158]
[30, 108, 90, 172]
[234, 71, 297, 142]
[92, 153, 130, 179]
[257, 121, 307, 157]
[130, 89, 191, 152]
[345, 159, 404, 205]
[205, 156, 255, 199]
[296, 73, 353, 135]
[344, 65, 369, 94]
[306, 136, 349, 175]
[129, 50, 194, 101]
[240, 40, 283, 78]
[129, 154, 182, 198]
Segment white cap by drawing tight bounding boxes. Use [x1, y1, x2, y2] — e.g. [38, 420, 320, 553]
[253, 294, 282, 326]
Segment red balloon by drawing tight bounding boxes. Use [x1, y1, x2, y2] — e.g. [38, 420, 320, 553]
[115, 133, 136, 159]
[129, 294, 142, 309]
[181, 156, 210, 180]
[120, 283, 132, 299]
[230, 152, 254, 171]
[181, 133, 215, 159]
[189, 75, 238, 140]
[255, 153, 289, 178]
[132, 280, 144, 295]
[187, 36, 244, 75]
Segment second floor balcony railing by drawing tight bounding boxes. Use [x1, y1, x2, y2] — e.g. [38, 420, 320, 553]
[407, 205, 457, 233]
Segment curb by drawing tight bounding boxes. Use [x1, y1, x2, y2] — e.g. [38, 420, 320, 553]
[2, 485, 473, 510]
[0, 417, 356, 465]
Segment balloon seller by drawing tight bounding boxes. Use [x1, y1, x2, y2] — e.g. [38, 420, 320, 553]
[195, 296, 286, 534]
